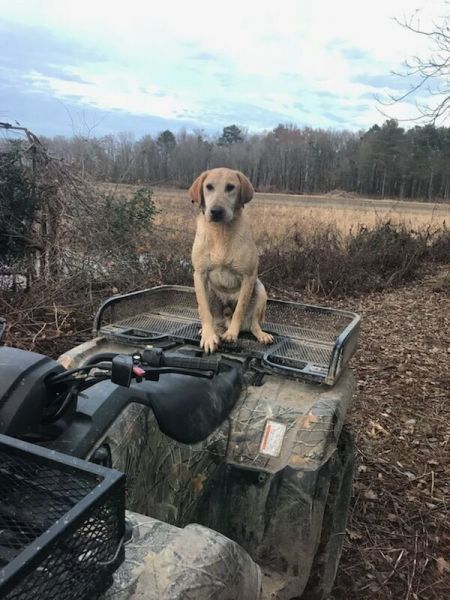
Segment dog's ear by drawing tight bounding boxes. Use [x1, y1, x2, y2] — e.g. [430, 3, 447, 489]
[235, 171, 254, 204]
[188, 171, 209, 205]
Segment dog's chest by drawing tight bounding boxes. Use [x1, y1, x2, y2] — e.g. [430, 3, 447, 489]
[207, 265, 242, 293]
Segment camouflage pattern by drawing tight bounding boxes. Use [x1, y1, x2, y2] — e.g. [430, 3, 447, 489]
[226, 374, 353, 473]
[102, 511, 261, 600]
[197, 370, 354, 598]
[95, 400, 230, 525]
[59, 337, 355, 599]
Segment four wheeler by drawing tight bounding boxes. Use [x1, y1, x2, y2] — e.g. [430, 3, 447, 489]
[0, 285, 360, 599]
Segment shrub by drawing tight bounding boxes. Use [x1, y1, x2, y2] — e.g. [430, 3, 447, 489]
[95, 187, 157, 254]
[63, 186, 159, 287]
[259, 221, 448, 296]
[428, 223, 450, 262]
[0, 144, 37, 262]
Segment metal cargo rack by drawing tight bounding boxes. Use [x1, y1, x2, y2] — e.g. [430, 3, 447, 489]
[94, 285, 360, 385]
[0, 434, 125, 600]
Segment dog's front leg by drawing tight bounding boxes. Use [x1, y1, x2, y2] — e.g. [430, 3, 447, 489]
[194, 270, 220, 353]
[221, 275, 256, 344]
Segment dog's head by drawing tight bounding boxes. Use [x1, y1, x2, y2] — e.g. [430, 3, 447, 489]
[188, 168, 254, 224]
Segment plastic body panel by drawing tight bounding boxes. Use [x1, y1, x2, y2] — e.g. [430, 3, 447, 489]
[58, 337, 355, 599]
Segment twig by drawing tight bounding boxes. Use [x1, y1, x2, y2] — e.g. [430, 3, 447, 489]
[31, 323, 47, 347]
[405, 533, 418, 600]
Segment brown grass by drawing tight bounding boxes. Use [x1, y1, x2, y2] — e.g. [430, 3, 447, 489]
[92, 184, 450, 297]
[251, 205, 448, 250]
[99, 184, 450, 251]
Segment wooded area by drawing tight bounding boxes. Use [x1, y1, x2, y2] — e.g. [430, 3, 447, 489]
[43, 120, 450, 200]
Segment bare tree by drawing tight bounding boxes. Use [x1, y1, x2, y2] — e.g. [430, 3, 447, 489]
[386, 6, 450, 124]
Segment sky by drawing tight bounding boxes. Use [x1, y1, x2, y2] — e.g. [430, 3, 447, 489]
[0, 0, 446, 138]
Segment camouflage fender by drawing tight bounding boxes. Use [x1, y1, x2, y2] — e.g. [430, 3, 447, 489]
[103, 511, 261, 600]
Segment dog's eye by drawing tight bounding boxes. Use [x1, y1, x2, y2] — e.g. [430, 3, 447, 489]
[206, 183, 214, 191]
[225, 184, 235, 192]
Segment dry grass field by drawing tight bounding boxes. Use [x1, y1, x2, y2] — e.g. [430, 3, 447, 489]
[100, 184, 450, 251]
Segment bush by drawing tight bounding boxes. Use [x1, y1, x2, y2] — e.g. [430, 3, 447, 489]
[347, 222, 423, 275]
[68, 187, 158, 287]
[2, 216, 448, 358]
[428, 223, 450, 262]
[95, 187, 157, 254]
[259, 221, 449, 296]
[0, 144, 37, 262]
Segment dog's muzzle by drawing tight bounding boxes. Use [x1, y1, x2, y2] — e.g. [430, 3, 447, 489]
[209, 207, 225, 222]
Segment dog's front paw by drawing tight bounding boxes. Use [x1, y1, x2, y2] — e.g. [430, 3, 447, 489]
[200, 329, 220, 354]
[221, 328, 239, 344]
[256, 330, 274, 345]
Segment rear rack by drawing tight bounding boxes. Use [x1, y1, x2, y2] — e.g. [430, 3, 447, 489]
[0, 434, 125, 600]
[94, 286, 360, 386]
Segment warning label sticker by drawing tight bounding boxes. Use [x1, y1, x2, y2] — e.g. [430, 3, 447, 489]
[259, 420, 287, 457]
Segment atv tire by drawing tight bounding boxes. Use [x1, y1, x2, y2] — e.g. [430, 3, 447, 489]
[301, 426, 354, 600]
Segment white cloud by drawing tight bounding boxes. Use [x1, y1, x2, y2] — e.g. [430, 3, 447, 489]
[26, 70, 185, 119]
[0, 0, 446, 131]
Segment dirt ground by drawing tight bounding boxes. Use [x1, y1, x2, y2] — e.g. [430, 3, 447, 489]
[272, 269, 450, 600]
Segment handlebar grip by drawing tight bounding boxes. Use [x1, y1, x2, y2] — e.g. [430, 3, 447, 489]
[141, 348, 220, 373]
[162, 354, 221, 373]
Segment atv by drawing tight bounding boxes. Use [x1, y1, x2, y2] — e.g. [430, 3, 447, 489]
[0, 285, 360, 600]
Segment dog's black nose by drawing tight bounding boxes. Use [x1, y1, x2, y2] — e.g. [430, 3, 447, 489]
[210, 207, 224, 221]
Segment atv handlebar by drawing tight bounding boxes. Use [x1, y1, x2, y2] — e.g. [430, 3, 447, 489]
[141, 348, 220, 374]
[47, 348, 221, 393]
[110, 348, 222, 387]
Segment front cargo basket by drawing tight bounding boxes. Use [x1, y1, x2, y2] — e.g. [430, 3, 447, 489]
[0, 434, 125, 600]
[94, 285, 360, 385]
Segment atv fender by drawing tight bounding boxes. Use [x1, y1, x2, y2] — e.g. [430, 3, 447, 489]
[103, 511, 261, 600]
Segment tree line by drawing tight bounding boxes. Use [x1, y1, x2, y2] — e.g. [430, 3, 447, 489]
[42, 120, 450, 200]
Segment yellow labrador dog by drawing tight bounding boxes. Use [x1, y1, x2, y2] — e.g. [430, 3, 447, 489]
[189, 167, 273, 353]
